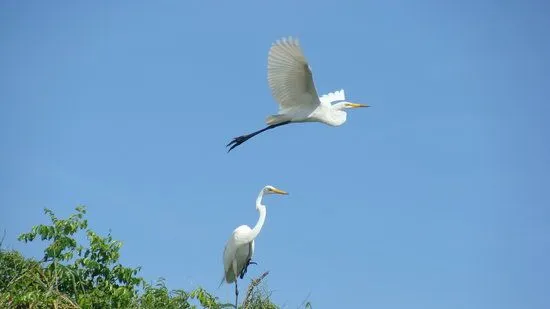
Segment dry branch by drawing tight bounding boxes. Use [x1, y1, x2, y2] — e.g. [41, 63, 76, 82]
[242, 271, 270, 308]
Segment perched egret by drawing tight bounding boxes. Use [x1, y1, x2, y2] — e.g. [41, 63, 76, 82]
[227, 36, 369, 152]
[220, 185, 288, 308]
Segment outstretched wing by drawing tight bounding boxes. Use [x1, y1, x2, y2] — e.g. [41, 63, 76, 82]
[267, 37, 320, 113]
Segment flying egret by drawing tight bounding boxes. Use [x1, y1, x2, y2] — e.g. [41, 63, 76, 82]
[220, 185, 288, 308]
[226, 36, 369, 152]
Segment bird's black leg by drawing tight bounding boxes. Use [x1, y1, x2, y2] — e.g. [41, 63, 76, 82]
[239, 258, 258, 279]
[235, 280, 239, 309]
[226, 133, 256, 153]
[226, 121, 291, 152]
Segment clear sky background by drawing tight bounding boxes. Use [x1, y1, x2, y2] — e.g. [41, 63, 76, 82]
[1, 1, 549, 308]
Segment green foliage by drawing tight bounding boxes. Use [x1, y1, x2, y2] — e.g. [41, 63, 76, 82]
[137, 278, 189, 309]
[0, 206, 307, 309]
[0, 249, 79, 308]
[13, 206, 143, 308]
[244, 287, 278, 309]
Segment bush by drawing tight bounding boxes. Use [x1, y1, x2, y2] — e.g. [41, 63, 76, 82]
[0, 206, 297, 309]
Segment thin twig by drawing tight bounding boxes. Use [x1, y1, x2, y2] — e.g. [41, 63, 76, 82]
[297, 292, 312, 309]
[242, 271, 269, 309]
[0, 229, 6, 248]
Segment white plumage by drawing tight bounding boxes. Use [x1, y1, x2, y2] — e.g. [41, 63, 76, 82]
[267, 37, 320, 114]
[222, 225, 254, 284]
[220, 185, 288, 308]
[319, 89, 346, 105]
[227, 36, 369, 151]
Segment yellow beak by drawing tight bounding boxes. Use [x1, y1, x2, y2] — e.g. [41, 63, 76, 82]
[270, 187, 289, 195]
[345, 103, 370, 108]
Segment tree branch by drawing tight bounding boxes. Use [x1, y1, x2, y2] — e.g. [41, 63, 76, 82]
[242, 271, 269, 308]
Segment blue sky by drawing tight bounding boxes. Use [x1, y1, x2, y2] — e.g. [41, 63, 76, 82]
[1, 0, 549, 308]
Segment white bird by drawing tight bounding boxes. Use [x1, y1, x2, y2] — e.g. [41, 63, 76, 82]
[227, 36, 369, 152]
[220, 185, 288, 308]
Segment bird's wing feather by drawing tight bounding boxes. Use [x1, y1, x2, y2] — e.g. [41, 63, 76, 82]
[222, 237, 236, 282]
[246, 241, 254, 262]
[222, 225, 252, 283]
[267, 37, 320, 113]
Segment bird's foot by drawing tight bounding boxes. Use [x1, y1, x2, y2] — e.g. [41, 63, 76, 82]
[226, 135, 251, 152]
[239, 259, 258, 279]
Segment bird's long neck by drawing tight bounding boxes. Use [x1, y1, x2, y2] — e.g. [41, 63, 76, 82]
[246, 190, 267, 242]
